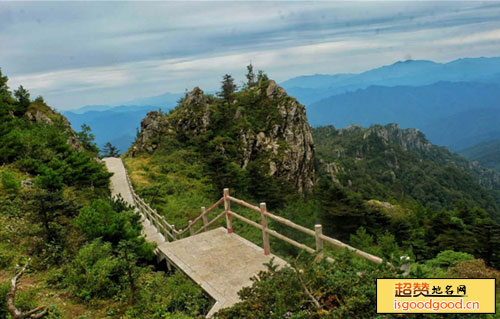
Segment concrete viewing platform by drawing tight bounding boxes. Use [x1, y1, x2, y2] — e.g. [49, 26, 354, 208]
[103, 157, 287, 317]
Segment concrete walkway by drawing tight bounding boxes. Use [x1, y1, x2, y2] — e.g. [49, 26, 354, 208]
[103, 157, 287, 317]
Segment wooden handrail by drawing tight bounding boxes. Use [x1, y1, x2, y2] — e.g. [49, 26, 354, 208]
[194, 211, 226, 235]
[187, 197, 224, 228]
[265, 228, 316, 254]
[229, 211, 263, 230]
[264, 211, 316, 237]
[124, 172, 385, 264]
[319, 234, 383, 264]
[226, 190, 383, 264]
[228, 196, 260, 212]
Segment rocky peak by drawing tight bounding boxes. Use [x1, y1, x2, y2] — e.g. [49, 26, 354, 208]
[132, 110, 171, 154]
[183, 86, 205, 105]
[25, 103, 82, 152]
[131, 80, 315, 193]
[265, 80, 286, 99]
[175, 87, 211, 135]
[363, 123, 432, 152]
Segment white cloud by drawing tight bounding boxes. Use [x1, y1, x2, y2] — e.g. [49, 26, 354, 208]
[2, 1, 500, 109]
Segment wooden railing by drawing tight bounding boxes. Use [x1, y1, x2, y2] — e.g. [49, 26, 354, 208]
[125, 171, 384, 264]
[125, 170, 181, 241]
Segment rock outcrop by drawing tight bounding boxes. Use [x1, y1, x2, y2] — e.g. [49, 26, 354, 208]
[133, 110, 171, 153]
[25, 103, 82, 152]
[131, 80, 315, 193]
[362, 123, 431, 153]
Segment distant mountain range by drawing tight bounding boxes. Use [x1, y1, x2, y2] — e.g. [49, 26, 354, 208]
[306, 81, 500, 150]
[64, 56, 500, 154]
[281, 57, 500, 105]
[282, 57, 500, 151]
[63, 92, 184, 152]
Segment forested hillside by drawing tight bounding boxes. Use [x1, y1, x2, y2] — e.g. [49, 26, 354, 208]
[0, 69, 208, 319]
[313, 124, 500, 266]
[124, 67, 500, 318]
[314, 124, 500, 218]
[1, 66, 499, 319]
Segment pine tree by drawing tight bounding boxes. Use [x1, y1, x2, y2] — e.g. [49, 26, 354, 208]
[13, 85, 30, 116]
[245, 63, 255, 88]
[217, 74, 237, 106]
[77, 124, 99, 155]
[0, 68, 9, 100]
[102, 142, 120, 157]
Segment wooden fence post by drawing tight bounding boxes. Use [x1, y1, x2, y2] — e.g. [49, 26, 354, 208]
[162, 216, 169, 242]
[260, 203, 270, 255]
[188, 220, 194, 236]
[315, 224, 324, 257]
[172, 225, 178, 240]
[202, 206, 208, 232]
[224, 188, 233, 233]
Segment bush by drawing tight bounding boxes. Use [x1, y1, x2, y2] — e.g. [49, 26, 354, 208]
[65, 240, 124, 301]
[214, 255, 397, 319]
[125, 271, 208, 319]
[426, 250, 475, 269]
[448, 259, 500, 289]
[0, 245, 14, 269]
[0, 282, 8, 319]
[74, 198, 155, 261]
[1, 171, 20, 193]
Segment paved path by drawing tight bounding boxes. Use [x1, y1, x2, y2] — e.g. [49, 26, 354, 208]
[103, 157, 287, 317]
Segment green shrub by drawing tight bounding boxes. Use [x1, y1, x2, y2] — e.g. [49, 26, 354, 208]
[0, 245, 14, 269]
[125, 271, 208, 319]
[13, 287, 38, 313]
[448, 259, 500, 288]
[65, 239, 124, 301]
[0, 282, 8, 319]
[214, 255, 397, 319]
[74, 198, 155, 261]
[426, 250, 475, 269]
[1, 171, 20, 193]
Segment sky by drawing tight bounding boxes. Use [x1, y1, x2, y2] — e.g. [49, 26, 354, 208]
[2, 1, 500, 110]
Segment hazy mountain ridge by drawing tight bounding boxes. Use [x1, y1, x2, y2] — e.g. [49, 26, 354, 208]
[63, 105, 169, 152]
[307, 81, 500, 150]
[281, 57, 500, 104]
[64, 57, 500, 154]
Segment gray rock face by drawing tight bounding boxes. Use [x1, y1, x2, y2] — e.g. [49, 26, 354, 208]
[132, 110, 171, 154]
[25, 107, 83, 152]
[237, 88, 315, 192]
[25, 110, 53, 125]
[132, 81, 315, 193]
[362, 123, 432, 152]
[174, 87, 211, 135]
[261, 81, 315, 192]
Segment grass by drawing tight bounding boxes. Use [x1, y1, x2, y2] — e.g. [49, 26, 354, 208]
[123, 151, 216, 230]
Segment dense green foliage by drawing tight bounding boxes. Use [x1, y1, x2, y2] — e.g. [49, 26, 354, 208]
[215, 253, 500, 319]
[215, 255, 398, 319]
[313, 125, 500, 268]
[0, 68, 206, 319]
[3, 65, 499, 318]
[313, 125, 500, 218]
[125, 70, 500, 317]
[125, 70, 300, 226]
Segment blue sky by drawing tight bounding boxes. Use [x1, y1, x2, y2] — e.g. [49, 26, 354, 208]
[2, 1, 500, 110]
